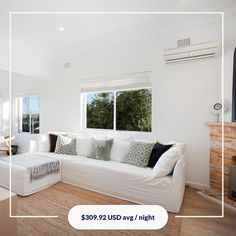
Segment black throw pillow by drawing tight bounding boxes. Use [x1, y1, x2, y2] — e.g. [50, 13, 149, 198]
[147, 142, 173, 168]
[49, 133, 58, 152]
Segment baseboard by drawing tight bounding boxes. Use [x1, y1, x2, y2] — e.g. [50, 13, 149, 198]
[198, 191, 236, 213]
[186, 181, 210, 190]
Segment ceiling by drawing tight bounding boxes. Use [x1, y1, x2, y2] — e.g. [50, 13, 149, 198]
[11, 14, 172, 56]
[0, 0, 235, 58]
[11, 14, 164, 47]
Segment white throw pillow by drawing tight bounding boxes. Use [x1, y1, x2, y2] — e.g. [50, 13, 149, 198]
[38, 134, 49, 152]
[152, 145, 182, 178]
[167, 141, 187, 154]
[76, 136, 92, 157]
[29, 139, 39, 153]
[110, 139, 130, 162]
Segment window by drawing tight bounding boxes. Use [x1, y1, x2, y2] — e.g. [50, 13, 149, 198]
[18, 95, 40, 134]
[116, 89, 151, 132]
[81, 71, 152, 132]
[87, 92, 114, 129]
[86, 88, 151, 132]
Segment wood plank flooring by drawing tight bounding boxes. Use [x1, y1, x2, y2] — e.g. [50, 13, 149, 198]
[16, 182, 236, 236]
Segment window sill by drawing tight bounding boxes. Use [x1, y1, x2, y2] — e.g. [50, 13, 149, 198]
[81, 128, 153, 136]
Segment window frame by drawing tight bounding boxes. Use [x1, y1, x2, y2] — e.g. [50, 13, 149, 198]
[82, 86, 152, 133]
[17, 94, 40, 134]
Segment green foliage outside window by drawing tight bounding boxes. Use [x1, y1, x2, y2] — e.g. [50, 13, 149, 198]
[86, 89, 152, 132]
[87, 92, 114, 129]
[116, 89, 151, 132]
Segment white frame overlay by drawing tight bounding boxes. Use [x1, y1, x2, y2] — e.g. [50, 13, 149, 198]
[9, 11, 224, 219]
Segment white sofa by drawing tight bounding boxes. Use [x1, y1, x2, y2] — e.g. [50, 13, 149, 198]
[59, 154, 186, 213]
[0, 154, 61, 196]
[0, 136, 186, 213]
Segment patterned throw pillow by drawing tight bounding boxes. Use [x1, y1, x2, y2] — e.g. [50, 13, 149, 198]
[55, 135, 77, 155]
[89, 138, 113, 161]
[124, 141, 154, 168]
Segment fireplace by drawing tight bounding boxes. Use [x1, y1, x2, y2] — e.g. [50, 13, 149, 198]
[229, 164, 236, 201]
[206, 121, 236, 207]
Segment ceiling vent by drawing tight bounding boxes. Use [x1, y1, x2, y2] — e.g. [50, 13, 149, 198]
[164, 41, 218, 63]
[177, 38, 190, 47]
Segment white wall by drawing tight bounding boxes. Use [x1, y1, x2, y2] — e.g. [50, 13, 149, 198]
[11, 38, 55, 80]
[0, 32, 9, 72]
[0, 70, 10, 137]
[0, 70, 43, 152]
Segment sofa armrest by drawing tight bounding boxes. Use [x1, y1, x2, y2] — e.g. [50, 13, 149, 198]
[172, 155, 186, 190]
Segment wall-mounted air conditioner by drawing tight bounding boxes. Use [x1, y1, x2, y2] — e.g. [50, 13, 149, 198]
[164, 42, 218, 63]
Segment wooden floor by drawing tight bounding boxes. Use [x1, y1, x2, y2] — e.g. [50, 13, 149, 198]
[16, 182, 236, 236]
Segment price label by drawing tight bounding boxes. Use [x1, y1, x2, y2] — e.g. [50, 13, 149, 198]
[68, 205, 168, 230]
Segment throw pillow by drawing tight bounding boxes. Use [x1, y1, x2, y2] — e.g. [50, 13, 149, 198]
[147, 142, 173, 168]
[76, 136, 92, 157]
[152, 144, 181, 178]
[110, 139, 130, 162]
[29, 140, 39, 153]
[54, 135, 77, 155]
[49, 133, 58, 152]
[88, 138, 113, 161]
[167, 141, 187, 154]
[124, 141, 154, 168]
[38, 134, 49, 152]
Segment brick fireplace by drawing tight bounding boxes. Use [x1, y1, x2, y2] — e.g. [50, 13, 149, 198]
[206, 121, 236, 207]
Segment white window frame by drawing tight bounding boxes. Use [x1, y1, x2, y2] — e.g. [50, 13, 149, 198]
[17, 93, 40, 134]
[81, 87, 152, 133]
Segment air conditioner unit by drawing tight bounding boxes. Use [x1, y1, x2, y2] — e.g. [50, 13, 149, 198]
[164, 42, 218, 63]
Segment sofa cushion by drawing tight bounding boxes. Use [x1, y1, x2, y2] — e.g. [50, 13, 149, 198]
[55, 135, 77, 155]
[88, 138, 113, 161]
[148, 142, 173, 168]
[152, 144, 182, 178]
[38, 134, 49, 152]
[124, 141, 154, 168]
[110, 139, 130, 162]
[76, 136, 92, 157]
[167, 141, 187, 155]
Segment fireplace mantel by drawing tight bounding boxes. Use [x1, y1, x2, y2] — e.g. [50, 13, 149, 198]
[205, 121, 236, 127]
